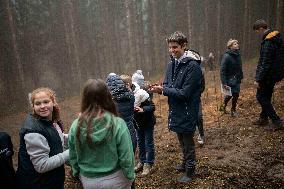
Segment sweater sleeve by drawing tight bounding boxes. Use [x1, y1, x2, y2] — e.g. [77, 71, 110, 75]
[116, 119, 135, 180]
[68, 119, 80, 177]
[24, 133, 69, 173]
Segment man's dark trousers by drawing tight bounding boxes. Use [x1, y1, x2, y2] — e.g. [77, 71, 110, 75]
[256, 81, 281, 123]
[177, 133, 196, 168]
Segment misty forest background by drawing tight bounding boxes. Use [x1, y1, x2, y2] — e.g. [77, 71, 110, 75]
[0, 0, 284, 115]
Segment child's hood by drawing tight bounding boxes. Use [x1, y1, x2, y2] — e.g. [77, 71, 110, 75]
[77, 112, 115, 144]
[132, 82, 140, 93]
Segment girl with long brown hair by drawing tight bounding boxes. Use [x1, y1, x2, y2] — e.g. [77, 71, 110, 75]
[68, 79, 135, 189]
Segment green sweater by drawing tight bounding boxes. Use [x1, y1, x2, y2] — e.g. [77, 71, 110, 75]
[68, 112, 135, 179]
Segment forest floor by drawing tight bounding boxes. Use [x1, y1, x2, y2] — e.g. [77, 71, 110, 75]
[1, 65, 284, 189]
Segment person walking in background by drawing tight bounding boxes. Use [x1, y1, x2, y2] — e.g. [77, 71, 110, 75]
[252, 19, 284, 130]
[132, 70, 145, 87]
[219, 39, 243, 117]
[207, 52, 215, 71]
[184, 49, 206, 145]
[16, 88, 69, 189]
[151, 31, 203, 183]
[68, 79, 135, 189]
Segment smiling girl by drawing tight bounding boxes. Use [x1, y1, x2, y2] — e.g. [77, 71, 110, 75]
[16, 88, 69, 189]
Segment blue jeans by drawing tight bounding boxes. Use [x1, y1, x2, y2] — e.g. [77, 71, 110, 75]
[137, 126, 155, 165]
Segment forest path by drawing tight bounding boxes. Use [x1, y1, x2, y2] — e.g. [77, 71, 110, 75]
[1, 66, 284, 188]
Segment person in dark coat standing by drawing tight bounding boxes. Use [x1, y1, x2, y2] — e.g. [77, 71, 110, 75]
[252, 19, 284, 130]
[219, 39, 243, 117]
[150, 31, 203, 183]
[106, 74, 137, 152]
[0, 132, 16, 189]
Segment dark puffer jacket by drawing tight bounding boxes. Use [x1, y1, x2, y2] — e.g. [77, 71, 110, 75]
[106, 75, 137, 150]
[220, 49, 243, 93]
[163, 57, 202, 133]
[256, 30, 284, 83]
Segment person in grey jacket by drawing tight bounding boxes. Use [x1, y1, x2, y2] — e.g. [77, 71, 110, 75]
[16, 88, 69, 189]
[219, 39, 243, 117]
[151, 31, 202, 183]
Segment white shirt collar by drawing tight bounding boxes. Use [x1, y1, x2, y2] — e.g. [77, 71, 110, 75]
[175, 53, 187, 63]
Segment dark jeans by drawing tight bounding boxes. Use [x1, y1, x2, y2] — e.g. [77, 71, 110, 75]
[256, 81, 280, 123]
[177, 133, 196, 168]
[131, 180, 135, 189]
[197, 102, 204, 137]
[137, 125, 155, 165]
[224, 92, 239, 111]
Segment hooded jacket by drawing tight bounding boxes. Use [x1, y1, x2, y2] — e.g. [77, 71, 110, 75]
[132, 82, 149, 107]
[163, 52, 203, 133]
[68, 112, 135, 180]
[106, 74, 137, 151]
[132, 70, 145, 87]
[256, 30, 284, 82]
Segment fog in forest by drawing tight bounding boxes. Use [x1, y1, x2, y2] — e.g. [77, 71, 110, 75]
[0, 0, 283, 115]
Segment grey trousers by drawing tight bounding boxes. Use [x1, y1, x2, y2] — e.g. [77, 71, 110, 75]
[80, 170, 133, 189]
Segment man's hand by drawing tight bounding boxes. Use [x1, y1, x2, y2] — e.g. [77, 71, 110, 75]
[150, 85, 163, 94]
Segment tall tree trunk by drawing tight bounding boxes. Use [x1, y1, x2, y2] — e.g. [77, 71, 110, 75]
[242, 0, 248, 58]
[247, 0, 252, 59]
[6, 0, 24, 87]
[149, 0, 159, 73]
[276, 0, 284, 32]
[216, 0, 221, 60]
[125, 0, 135, 73]
[186, 0, 192, 45]
[135, 1, 142, 70]
[266, 1, 272, 24]
[67, 0, 82, 89]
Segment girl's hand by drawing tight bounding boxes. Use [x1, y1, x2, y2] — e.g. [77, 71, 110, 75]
[134, 107, 144, 112]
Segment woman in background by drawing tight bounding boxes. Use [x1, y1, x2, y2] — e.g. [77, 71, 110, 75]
[220, 39, 243, 117]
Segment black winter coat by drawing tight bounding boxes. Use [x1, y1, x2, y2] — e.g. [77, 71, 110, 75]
[256, 30, 284, 83]
[220, 49, 243, 86]
[163, 57, 202, 133]
[134, 99, 156, 129]
[106, 75, 137, 149]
